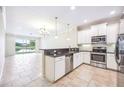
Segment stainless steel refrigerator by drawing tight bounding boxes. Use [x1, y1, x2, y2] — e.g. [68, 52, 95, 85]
[115, 34, 124, 86]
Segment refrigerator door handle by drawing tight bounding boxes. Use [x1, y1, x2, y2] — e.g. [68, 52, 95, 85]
[115, 37, 120, 65]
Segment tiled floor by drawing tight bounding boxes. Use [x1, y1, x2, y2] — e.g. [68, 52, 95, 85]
[0, 53, 124, 87]
[0, 53, 42, 87]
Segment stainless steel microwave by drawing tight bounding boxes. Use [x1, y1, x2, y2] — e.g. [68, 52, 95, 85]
[91, 35, 106, 44]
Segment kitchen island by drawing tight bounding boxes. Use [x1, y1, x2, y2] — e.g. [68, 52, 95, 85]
[40, 48, 82, 82]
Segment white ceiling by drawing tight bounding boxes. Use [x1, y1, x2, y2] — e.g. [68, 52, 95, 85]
[6, 6, 124, 37]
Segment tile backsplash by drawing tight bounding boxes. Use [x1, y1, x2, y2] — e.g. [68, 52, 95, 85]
[78, 44, 92, 51]
[78, 43, 116, 53]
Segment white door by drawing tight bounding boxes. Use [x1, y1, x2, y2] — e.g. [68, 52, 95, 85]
[85, 29, 91, 44]
[120, 19, 124, 34]
[107, 54, 118, 70]
[73, 53, 81, 69]
[73, 53, 78, 69]
[82, 52, 90, 64]
[81, 31, 86, 44]
[91, 25, 99, 36]
[55, 59, 65, 80]
[107, 23, 119, 44]
[78, 29, 91, 44]
[77, 53, 82, 66]
[78, 31, 83, 44]
[98, 23, 107, 35]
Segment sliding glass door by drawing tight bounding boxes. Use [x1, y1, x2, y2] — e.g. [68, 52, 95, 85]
[15, 39, 36, 54]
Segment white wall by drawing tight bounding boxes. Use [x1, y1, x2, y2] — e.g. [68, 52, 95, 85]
[0, 7, 5, 80]
[40, 27, 78, 49]
[5, 34, 16, 56]
[5, 34, 41, 56]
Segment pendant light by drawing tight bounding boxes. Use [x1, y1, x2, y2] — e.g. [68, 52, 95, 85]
[66, 24, 70, 41]
[54, 17, 58, 39]
[40, 25, 49, 38]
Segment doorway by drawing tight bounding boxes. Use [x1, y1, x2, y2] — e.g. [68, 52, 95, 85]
[15, 39, 36, 54]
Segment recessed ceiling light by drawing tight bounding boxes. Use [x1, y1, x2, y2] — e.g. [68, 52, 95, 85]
[84, 19, 88, 23]
[110, 10, 116, 15]
[54, 35, 58, 39]
[66, 38, 70, 41]
[70, 6, 76, 10]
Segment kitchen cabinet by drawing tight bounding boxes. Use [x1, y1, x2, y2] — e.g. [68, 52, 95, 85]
[107, 23, 119, 44]
[107, 54, 118, 70]
[78, 31, 84, 44]
[45, 56, 65, 82]
[78, 29, 91, 44]
[73, 53, 82, 69]
[82, 52, 90, 64]
[55, 57, 65, 80]
[120, 19, 124, 34]
[91, 23, 107, 36]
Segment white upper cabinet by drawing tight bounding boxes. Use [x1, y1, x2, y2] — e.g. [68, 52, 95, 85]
[120, 19, 124, 34]
[91, 23, 107, 36]
[107, 23, 119, 44]
[78, 28, 91, 44]
[98, 23, 107, 35]
[91, 25, 99, 36]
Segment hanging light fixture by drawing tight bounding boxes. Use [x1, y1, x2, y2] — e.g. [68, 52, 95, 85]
[40, 25, 49, 38]
[66, 24, 70, 41]
[54, 17, 58, 39]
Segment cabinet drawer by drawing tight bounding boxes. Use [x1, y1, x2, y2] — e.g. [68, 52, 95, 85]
[55, 56, 65, 62]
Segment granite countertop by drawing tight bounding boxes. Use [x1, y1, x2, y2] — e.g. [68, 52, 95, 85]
[79, 50, 92, 52]
[45, 51, 79, 57]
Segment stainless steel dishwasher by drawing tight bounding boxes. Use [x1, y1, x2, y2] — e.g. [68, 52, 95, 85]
[65, 54, 73, 74]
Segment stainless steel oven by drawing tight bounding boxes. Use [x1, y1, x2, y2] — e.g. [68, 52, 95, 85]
[91, 53, 106, 63]
[90, 47, 107, 68]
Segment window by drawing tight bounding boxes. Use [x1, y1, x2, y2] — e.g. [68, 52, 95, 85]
[15, 39, 36, 54]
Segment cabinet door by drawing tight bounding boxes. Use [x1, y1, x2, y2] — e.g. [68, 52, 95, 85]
[85, 29, 91, 44]
[55, 59, 65, 80]
[120, 20, 124, 34]
[98, 23, 107, 35]
[78, 29, 91, 44]
[78, 31, 83, 44]
[82, 52, 90, 64]
[78, 53, 82, 66]
[73, 53, 78, 69]
[107, 54, 118, 70]
[81, 31, 86, 44]
[73, 53, 81, 69]
[107, 23, 119, 44]
[91, 25, 99, 36]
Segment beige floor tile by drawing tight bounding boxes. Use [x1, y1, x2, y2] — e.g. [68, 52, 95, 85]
[1, 54, 124, 87]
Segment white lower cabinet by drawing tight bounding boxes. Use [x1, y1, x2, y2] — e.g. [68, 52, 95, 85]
[45, 56, 65, 82]
[55, 59, 65, 80]
[107, 54, 118, 70]
[73, 53, 82, 69]
[82, 52, 90, 64]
